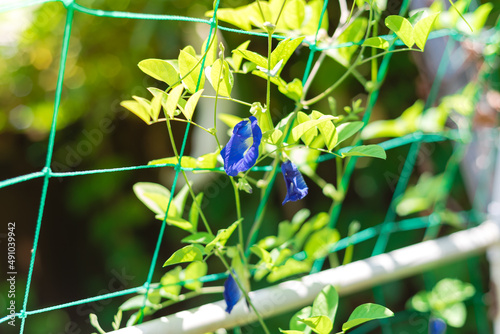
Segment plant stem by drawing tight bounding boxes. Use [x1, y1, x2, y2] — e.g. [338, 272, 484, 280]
[165, 118, 213, 235]
[266, 27, 273, 118]
[201, 94, 252, 107]
[157, 117, 212, 134]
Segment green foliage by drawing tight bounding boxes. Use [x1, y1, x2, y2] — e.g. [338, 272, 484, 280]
[341, 304, 394, 331]
[86, 0, 495, 331]
[408, 278, 475, 328]
[138, 59, 179, 86]
[282, 285, 393, 333]
[385, 13, 439, 50]
[163, 245, 204, 266]
[206, 0, 328, 35]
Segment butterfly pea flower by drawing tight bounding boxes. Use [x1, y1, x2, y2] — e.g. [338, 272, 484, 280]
[223, 272, 241, 313]
[429, 317, 446, 334]
[221, 116, 262, 177]
[281, 160, 308, 205]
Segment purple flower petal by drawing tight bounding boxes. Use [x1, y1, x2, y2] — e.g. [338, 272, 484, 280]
[221, 116, 262, 176]
[281, 160, 308, 205]
[429, 317, 446, 334]
[223, 273, 241, 313]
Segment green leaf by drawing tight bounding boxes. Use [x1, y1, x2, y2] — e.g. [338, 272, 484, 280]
[282, 0, 306, 30]
[267, 258, 311, 283]
[172, 184, 190, 217]
[133, 182, 175, 217]
[277, 78, 303, 102]
[439, 302, 466, 327]
[293, 212, 329, 250]
[328, 18, 367, 66]
[270, 37, 305, 77]
[432, 278, 475, 305]
[163, 245, 204, 266]
[189, 192, 204, 232]
[414, 13, 439, 50]
[471, 2, 493, 32]
[229, 40, 251, 71]
[336, 121, 363, 146]
[316, 118, 337, 151]
[242, 61, 257, 73]
[280, 330, 304, 334]
[292, 116, 336, 143]
[138, 59, 179, 86]
[250, 245, 272, 264]
[301, 0, 329, 35]
[179, 49, 204, 94]
[408, 10, 426, 25]
[300, 315, 333, 334]
[121, 99, 152, 125]
[183, 261, 207, 290]
[181, 232, 214, 245]
[362, 37, 390, 50]
[200, 35, 217, 67]
[148, 153, 217, 171]
[294, 112, 317, 145]
[205, 219, 242, 253]
[205, 6, 252, 31]
[250, 101, 273, 133]
[396, 198, 432, 216]
[312, 285, 338, 321]
[208, 59, 233, 97]
[150, 94, 162, 122]
[340, 145, 386, 159]
[148, 156, 197, 168]
[196, 152, 218, 169]
[408, 291, 431, 312]
[233, 49, 268, 69]
[119, 295, 151, 311]
[182, 89, 204, 120]
[165, 217, 193, 232]
[160, 266, 182, 299]
[304, 228, 340, 260]
[264, 129, 283, 145]
[395, 173, 443, 216]
[166, 84, 184, 118]
[385, 15, 415, 48]
[361, 100, 424, 139]
[148, 87, 170, 117]
[342, 303, 394, 331]
[290, 306, 312, 331]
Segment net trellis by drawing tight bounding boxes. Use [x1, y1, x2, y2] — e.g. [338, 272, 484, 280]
[0, 0, 498, 333]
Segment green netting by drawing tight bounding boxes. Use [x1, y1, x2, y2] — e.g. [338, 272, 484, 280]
[0, 0, 497, 333]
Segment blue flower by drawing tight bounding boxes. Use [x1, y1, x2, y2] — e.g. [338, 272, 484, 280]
[281, 160, 308, 205]
[221, 116, 262, 177]
[429, 317, 446, 334]
[223, 272, 241, 313]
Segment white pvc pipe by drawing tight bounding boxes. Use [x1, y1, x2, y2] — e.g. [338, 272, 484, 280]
[111, 220, 500, 334]
[487, 132, 500, 333]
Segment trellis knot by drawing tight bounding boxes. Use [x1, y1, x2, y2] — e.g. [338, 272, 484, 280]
[61, 0, 75, 9]
[42, 166, 52, 177]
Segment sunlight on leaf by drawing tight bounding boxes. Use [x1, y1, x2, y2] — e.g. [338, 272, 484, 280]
[385, 15, 415, 48]
[342, 303, 394, 331]
[362, 37, 390, 50]
[163, 245, 204, 266]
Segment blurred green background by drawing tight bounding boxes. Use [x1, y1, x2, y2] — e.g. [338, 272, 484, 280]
[0, 0, 498, 333]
